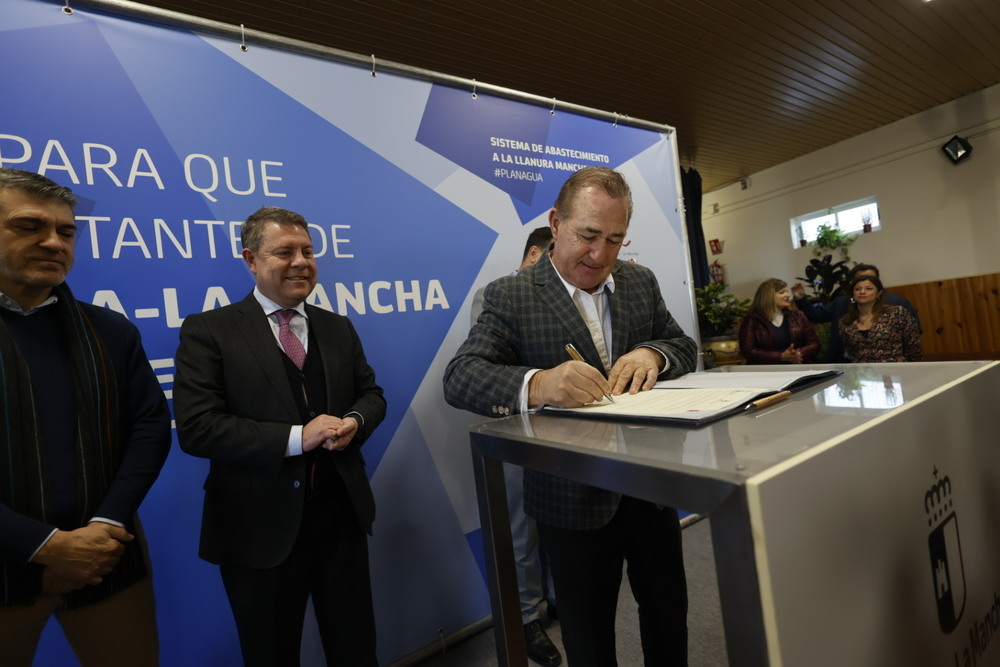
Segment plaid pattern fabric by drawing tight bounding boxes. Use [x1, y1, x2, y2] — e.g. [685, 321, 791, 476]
[444, 253, 697, 529]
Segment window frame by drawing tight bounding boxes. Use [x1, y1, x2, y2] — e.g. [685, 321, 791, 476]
[791, 196, 880, 248]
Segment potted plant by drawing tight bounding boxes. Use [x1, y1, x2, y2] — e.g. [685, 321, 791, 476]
[797, 255, 851, 303]
[812, 223, 855, 263]
[795, 225, 807, 247]
[797, 252, 852, 362]
[695, 283, 750, 367]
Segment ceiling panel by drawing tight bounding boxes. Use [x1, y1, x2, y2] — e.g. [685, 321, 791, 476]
[99, 0, 1000, 191]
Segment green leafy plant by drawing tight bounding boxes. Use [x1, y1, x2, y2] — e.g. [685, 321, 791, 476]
[695, 283, 750, 338]
[812, 223, 855, 263]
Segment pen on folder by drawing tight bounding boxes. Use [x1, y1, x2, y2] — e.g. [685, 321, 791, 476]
[746, 390, 791, 411]
[564, 343, 615, 403]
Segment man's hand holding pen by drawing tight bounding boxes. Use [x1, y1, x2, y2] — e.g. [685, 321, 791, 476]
[564, 343, 615, 403]
[528, 361, 612, 408]
[529, 344, 666, 408]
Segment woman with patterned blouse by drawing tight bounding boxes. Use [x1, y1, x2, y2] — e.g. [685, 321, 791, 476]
[839, 274, 922, 362]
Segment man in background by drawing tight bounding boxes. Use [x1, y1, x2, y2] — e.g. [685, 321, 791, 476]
[173, 206, 386, 666]
[445, 166, 698, 666]
[793, 262, 921, 362]
[0, 168, 171, 666]
[470, 226, 553, 323]
[471, 226, 561, 667]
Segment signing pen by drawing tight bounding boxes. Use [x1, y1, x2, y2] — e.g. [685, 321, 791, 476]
[564, 343, 615, 403]
[746, 390, 791, 411]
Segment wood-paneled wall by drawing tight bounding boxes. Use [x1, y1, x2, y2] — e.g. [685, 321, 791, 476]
[890, 273, 1000, 361]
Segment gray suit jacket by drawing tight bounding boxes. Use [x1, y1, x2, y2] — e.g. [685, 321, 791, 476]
[173, 293, 385, 568]
[444, 253, 697, 529]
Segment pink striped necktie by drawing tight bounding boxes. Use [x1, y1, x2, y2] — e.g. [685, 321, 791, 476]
[275, 309, 306, 370]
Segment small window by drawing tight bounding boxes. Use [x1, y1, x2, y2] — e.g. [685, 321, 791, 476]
[791, 196, 880, 248]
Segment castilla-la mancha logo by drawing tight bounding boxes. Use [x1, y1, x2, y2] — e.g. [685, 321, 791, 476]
[926, 467, 966, 634]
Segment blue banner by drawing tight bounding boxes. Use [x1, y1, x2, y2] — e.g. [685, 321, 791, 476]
[2, 1, 694, 663]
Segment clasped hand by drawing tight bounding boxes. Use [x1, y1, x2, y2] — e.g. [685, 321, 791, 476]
[34, 522, 133, 592]
[780, 344, 803, 364]
[529, 347, 664, 408]
[303, 414, 359, 452]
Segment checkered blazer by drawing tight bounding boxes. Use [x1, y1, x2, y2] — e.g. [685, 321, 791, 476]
[444, 252, 697, 529]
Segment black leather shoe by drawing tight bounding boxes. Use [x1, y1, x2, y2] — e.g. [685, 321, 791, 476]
[524, 619, 562, 667]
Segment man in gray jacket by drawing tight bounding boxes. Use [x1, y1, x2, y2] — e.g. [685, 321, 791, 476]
[445, 167, 697, 667]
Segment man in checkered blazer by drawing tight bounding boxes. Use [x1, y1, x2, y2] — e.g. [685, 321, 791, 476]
[444, 166, 697, 667]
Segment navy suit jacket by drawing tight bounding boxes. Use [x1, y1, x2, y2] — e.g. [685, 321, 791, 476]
[443, 253, 697, 529]
[173, 293, 385, 569]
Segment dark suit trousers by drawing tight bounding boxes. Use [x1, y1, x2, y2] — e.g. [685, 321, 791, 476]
[538, 497, 688, 667]
[219, 486, 376, 667]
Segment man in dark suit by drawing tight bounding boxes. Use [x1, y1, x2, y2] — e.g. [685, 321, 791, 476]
[173, 206, 386, 667]
[444, 167, 698, 666]
[0, 168, 171, 665]
[792, 263, 921, 362]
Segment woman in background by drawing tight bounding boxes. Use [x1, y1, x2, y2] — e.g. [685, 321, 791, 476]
[840, 274, 922, 362]
[738, 278, 820, 364]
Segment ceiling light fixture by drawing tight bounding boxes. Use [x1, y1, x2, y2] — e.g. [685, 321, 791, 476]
[941, 135, 973, 165]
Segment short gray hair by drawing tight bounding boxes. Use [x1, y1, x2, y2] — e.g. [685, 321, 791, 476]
[0, 168, 76, 211]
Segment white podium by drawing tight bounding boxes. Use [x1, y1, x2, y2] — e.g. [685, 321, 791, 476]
[470, 361, 1000, 666]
